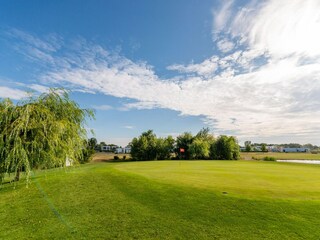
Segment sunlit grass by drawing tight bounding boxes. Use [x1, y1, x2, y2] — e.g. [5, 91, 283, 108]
[1, 161, 320, 239]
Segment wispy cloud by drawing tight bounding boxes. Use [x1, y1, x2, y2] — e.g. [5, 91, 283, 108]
[123, 125, 134, 129]
[0, 86, 28, 100]
[92, 104, 113, 111]
[167, 56, 219, 77]
[212, 0, 234, 36]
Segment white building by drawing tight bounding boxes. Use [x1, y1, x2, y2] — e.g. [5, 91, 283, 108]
[124, 146, 131, 153]
[283, 148, 310, 153]
[115, 146, 131, 154]
[267, 146, 283, 152]
[101, 145, 118, 152]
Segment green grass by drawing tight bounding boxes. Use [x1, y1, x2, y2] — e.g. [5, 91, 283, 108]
[240, 152, 320, 160]
[1, 161, 320, 239]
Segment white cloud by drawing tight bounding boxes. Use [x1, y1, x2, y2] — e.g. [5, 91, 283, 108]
[229, 0, 320, 59]
[167, 57, 219, 76]
[5, 0, 320, 144]
[212, 0, 234, 36]
[0, 86, 28, 100]
[123, 125, 134, 129]
[7, 28, 58, 52]
[216, 38, 235, 53]
[28, 84, 50, 93]
[92, 104, 113, 111]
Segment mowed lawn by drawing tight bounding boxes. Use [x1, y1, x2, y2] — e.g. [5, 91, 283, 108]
[1, 161, 320, 239]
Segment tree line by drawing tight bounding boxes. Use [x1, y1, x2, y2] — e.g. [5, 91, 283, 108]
[130, 128, 239, 161]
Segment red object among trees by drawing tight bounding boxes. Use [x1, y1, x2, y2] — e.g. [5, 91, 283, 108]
[180, 148, 185, 153]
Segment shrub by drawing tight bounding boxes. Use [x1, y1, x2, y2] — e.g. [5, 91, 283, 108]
[122, 156, 126, 160]
[130, 130, 174, 160]
[210, 136, 240, 160]
[263, 156, 276, 161]
[114, 156, 120, 160]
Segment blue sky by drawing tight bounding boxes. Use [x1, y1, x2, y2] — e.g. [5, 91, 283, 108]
[1, 0, 320, 146]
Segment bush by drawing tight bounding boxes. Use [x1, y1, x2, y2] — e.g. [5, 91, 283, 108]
[114, 156, 120, 160]
[130, 130, 174, 160]
[263, 156, 276, 161]
[210, 136, 240, 160]
[122, 156, 126, 160]
[80, 148, 95, 164]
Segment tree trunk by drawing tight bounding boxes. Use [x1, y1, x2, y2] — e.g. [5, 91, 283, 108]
[15, 168, 21, 181]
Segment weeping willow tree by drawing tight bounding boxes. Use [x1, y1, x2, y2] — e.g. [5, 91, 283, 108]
[0, 89, 94, 183]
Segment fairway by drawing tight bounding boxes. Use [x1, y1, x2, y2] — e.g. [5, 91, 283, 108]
[1, 161, 320, 239]
[115, 160, 320, 200]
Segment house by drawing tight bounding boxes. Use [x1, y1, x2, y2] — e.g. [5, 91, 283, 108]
[124, 146, 131, 153]
[252, 146, 262, 152]
[240, 147, 246, 152]
[115, 147, 123, 154]
[283, 148, 310, 153]
[101, 144, 118, 152]
[115, 145, 131, 154]
[267, 146, 283, 152]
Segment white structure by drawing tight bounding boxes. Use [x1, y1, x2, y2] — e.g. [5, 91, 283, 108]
[115, 146, 131, 154]
[65, 157, 73, 167]
[267, 146, 283, 152]
[101, 145, 118, 152]
[124, 146, 131, 153]
[101, 145, 111, 151]
[115, 147, 123, 154]
[283, 148, 310, 153]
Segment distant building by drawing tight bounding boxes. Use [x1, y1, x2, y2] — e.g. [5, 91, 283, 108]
[101, 144, 118, 152]
[267, 146, 283, 152]
[252, 146, 262, 151]
[283, 148, 310, 153]
[240, 147, 246, 152]
[115, 147, 123, 154]
[115, 145, 131, 154]
[124, 146, 131, 153]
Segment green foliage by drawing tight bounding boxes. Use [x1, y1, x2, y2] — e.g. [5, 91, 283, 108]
[130, 130, 157, 160]
[263, 156, 276, 161]
[175, 128, 216, 160]
[88, 138, 97, 150]
[0, 89, 94, 182]
[175, 132, 194, 159]
[195, 127, 215, 143]
[156, 136, 175, 160]
[245, 144, 251, 152]
[189, 138, 210, 159]
[80, 139, 96, 164]
[261, 143, 267, 152]
[210, 135, 240, 160]
[131, 128, 238, 160]
[189, 127, 215, 159]
[130, 130, 174, 160]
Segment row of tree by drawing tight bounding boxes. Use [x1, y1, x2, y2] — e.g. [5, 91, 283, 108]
[130, 128, 239, 161]
[0, 89, 94, 182]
